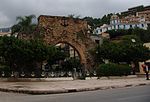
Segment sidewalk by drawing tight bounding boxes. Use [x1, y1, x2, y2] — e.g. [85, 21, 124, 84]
[0, 77, 150, 95]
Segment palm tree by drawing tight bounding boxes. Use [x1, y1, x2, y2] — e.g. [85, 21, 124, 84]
[11, 14, 37, 38]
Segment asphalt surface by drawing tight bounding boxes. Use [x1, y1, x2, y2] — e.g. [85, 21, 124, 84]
[0, 77, 150, 94]
[0, 85, 150, 102]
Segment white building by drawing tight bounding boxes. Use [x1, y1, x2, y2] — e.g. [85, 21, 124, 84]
[94, 10, 150, 35]
[0, 27, 11, 36]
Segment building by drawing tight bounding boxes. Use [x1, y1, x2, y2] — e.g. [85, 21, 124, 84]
[0, 27, 11, 36]
[90, 34, 104, 44]
[94, 10, 150, 35]
[137, 10, 150, 25]
[56, 43, 79, 59]
[121, 5, 150, 16]
[69, 47, 79, 58]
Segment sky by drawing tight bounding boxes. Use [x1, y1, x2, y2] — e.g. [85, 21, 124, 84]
[0, 0, 149, 27]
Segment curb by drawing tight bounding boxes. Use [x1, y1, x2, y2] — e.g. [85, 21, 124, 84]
[0, 78, 73, 82]
[0, 82, 150, 95]
[0, 75, 138, 82]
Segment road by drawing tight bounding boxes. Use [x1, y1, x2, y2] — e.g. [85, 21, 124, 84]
[0, 85, 150, 102]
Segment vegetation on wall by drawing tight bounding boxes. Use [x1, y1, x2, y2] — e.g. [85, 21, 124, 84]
[76, 30, 86, 41]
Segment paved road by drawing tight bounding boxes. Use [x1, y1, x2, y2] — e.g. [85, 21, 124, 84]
[0, 85, 150, 102]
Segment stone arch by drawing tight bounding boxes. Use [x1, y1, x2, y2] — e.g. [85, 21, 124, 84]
[38, 15, 96, 71]
[48, 40, 87, 65]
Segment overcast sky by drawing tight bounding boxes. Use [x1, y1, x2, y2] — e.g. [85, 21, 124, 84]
[0, 0, 149, 27]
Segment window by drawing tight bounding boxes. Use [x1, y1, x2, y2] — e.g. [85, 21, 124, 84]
[114, 25, 116, 29]
[96, 30, 98, 34]
[130, 25, 132, 28]
[100, 29, 102, 32]
[124, 25, 126, 29]
[141, 24, 144, 27]
[118, 25, 120, 29]
[111, 21, 114, 24]
[148, 24, 150, 28]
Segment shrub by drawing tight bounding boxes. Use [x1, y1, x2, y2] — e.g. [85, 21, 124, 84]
[96, 63, 131, 77]
[0, 66, 11, 77]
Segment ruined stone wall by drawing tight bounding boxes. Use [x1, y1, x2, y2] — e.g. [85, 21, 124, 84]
[38, 15, 96, 70]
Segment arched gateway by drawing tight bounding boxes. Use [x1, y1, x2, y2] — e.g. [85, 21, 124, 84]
[38, 15, 96, 71]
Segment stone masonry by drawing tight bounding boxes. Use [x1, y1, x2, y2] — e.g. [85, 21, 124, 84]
[38, 15, 96, 71]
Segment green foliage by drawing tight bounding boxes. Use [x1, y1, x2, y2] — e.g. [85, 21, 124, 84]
[68, 14, 81, 19]
[132, 28, 150, 43]
[62, 58, 81, 72]
[120, 35, 150, 62]
[28, 40, 55, 62]
[95, 40, 123, 63]
[47, 49, 68, 67]
[83, 13, 113, 31]
[107, 28, 150, 43]
[0, 66, 11, 77]
[96, 63, 131, 77]
[107, 29, 131, 38]
[83, 17, 101, 28]
[95, 35, 150, 63]
[101, 13, 113, 25]
[0, 36, 56, 73]
[11, 14, 37, 36]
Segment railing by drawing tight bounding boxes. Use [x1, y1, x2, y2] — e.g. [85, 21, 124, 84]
[0, 71, 97, 78]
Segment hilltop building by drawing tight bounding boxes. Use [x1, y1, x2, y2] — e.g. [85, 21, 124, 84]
[94, 9, 150, 35]
[121, 5, 150, 17]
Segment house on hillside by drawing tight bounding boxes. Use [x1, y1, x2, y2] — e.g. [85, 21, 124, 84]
[94, 10, 150, 35]
[0, 27, 11, 36]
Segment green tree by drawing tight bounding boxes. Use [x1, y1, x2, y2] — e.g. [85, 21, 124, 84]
[0, 36, 57, 77]
[83, 17, 101, 29]
[107, 29, 130, 38]
[83, 13, 113, 33]
[47, 48, 68, 70]
[107, 28, 150, 43]
[11, 15, 36, 37]
[101, 13, 113, 25]
[62, 58, 81, 72]
[68, 14, 81, 19]
[132, 28, 150, 43]
[95, 35, 150, 64]
[120, 35, 150, 63]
